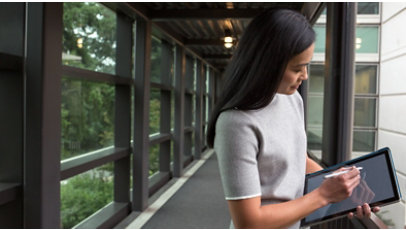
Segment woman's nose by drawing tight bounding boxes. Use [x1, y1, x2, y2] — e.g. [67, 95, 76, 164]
[301, 70, 308, 80]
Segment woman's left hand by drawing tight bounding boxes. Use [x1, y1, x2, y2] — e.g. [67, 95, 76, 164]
[347, 203, 380, 219]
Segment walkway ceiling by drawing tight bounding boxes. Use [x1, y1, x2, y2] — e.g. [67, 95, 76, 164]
[125, 2, 321, 72]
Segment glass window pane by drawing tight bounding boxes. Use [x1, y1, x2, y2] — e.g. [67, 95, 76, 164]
[150, 36, 162, 83]
[61, 78, 114, 161]
[184, 132, 193, 157]
[307, 96, 324, 126]
[206, 70, 210, 94]
[61, 163, 114, 228]
[353, 131, 375, 152]
[314, 25, 326, 53]
[63, 2, 116, 74]
[354, 98, 376, 127]
[356, 26, 379, 53]
[172, 47, 176, 87]
[357, 2, 379, 15]
[149, 144, 159, 176]
[185, 95, 193, 126]
[355, 65, 377, 94]
[192, 94, 196, 126]
[171, 92, 175, 131]
[193, 61, 197, 91]
[307, 128, 323, 151]
[309, 64, 325, 93]
[150, 88, 160, 135]
[206, 96, 209, 122]
[186, 56, 194, 90]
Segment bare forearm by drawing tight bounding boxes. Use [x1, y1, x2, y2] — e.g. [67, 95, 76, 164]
[306, 156, 323, 174]
[229, 188, 329, 229]
[257, 189, 328, 228]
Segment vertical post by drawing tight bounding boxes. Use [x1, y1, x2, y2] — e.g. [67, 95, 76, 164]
[202, 65, 207, 146]
[133, 17, 151, 211]
[114, 12, 132, 205]
[184, 56, 193, 160]
[160, 40, 172, 173]
[194, 60, 203, 159]
[24, 3, 62, 228]
[173, 44, 185, 177]
[322, 2, 356, 166]
[0, 2, 25, 227]
[208, 68, 215, 116]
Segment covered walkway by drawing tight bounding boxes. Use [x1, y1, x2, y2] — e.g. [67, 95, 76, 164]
[120, 150, 230, 229]
[0, 2, 399, 229]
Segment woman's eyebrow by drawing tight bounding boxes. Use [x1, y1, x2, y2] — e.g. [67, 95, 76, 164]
[293, 63, 310, 67]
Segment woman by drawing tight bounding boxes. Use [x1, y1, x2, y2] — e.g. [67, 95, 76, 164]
[207, 8, 379, 228]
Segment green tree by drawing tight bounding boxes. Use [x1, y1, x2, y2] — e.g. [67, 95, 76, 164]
[61, 79, 115, 160]
[63, 2, 116, 74]
[61, 3, 116, 228]
[61, 2, 116, 161]
[61, 167, 113, 229]
[149, 36, 163, 175]
[60, 2, 168, 227]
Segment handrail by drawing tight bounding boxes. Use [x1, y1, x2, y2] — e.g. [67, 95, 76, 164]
[0, 183, 21, 206]
[0, 52, 22, 71]
[61, 146, 129, 180]
[62, 65, 134, 86]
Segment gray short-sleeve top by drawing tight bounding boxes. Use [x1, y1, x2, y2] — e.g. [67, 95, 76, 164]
[214, 91, 307, 228]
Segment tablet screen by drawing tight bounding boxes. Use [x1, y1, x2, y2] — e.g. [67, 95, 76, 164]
[302, 147, 401, 227]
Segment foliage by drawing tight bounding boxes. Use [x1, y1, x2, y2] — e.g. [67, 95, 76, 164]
[60, 167, 113, 229]
[60, 2, 165, 228]
[149, 90, 161, 135]
[149, 144, 160, 175]
[61, 78, 115, 160]
[149, 36, 163, 175]
[62, 2, 116, 74]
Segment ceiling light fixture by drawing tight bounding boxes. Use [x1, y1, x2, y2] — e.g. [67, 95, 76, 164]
[224, 36, 233, 43]
[224, 42, 233, 48]
[224, 28, 233, 48]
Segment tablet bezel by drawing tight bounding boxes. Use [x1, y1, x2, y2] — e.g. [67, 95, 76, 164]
[301, 147, 402, 227]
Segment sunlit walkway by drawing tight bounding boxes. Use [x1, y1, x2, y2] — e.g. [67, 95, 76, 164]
[123, 150, 230, 229]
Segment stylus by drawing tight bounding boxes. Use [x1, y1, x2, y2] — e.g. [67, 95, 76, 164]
[324, 167, 363, 179]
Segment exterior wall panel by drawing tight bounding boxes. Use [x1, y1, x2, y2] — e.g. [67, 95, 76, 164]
[378, 3, 406, 228]
[380, 55, 406, 95]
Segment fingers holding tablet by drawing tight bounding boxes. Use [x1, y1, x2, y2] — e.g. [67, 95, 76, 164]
[301, 147, 401, 227]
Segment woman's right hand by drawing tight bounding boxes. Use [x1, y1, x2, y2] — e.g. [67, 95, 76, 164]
[318, 166, 361, 203]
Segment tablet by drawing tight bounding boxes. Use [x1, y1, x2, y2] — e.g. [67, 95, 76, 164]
[301, 147, 402, 227]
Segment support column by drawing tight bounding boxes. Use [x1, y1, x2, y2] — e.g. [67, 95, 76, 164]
[0, 2, 25, 228]
[322, 2, 356, 166]
[25, 3, 63, 228]
[133, 17, 151, 211]
[194, 60, 204, 159]
[159, 40, 172, 173]
[173, 44, 185, 177]
[114, 12, 132, 205]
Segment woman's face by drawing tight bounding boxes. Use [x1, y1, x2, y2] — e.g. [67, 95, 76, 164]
[277, 43, 315, 95]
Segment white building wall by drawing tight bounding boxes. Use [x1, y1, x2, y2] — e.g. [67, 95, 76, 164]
[378, 3, 406, 228]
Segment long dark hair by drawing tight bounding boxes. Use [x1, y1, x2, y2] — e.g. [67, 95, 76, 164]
[207, 8, 315, 148]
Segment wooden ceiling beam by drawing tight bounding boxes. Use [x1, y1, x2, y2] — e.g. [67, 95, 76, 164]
[150, 9, 262, 21]
[185, 39, 225, 46]
[203, 54, 232, 59]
